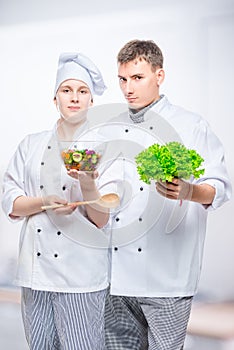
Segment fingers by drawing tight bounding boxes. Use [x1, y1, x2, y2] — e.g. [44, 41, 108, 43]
[156, 181, 179, 199]
[92, 170, 99, 179]
[43, 195, 68, 207]
[67, 169, 79, 179]
[156, 179, 192, 201]
[54, 204, 76, 215]
[67, 169, 99, 181]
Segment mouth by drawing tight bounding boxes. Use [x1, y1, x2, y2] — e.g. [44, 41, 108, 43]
[126, 97, 137, 103]
[68, 106, 80, 111]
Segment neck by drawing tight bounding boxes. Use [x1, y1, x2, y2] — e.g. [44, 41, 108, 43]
[56, 117, 86, 140]
[129, 95, 164, 124]
[135, 95, 162, 113]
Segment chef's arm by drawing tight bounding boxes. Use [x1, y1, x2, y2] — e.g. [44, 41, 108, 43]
[68, 169, 109, 228]
[189, 183, 215, 204]
[79, 181, 109, 229]
[10, 195, 68, 218]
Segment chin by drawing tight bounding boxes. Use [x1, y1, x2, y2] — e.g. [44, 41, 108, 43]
[128, 102, 140, 109]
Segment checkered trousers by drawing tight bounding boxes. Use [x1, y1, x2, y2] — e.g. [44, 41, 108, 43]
[105, 291, 193, 350]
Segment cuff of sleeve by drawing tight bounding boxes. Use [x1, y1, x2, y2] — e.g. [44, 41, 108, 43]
[2, 190, 25, 223]
[198, 179, 225, 211]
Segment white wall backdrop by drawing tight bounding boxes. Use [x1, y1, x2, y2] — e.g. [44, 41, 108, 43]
[0, 0, 234, 300]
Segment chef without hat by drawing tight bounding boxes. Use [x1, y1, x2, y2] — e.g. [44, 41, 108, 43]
[54, 52, 107, 97]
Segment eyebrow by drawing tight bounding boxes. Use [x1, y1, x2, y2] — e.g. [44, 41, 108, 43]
[78, 86, 90, 90]
[118, 73, 145, 79]
[60, 85, 90, 90]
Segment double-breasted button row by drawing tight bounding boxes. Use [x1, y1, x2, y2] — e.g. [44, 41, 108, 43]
[123, 126, 154, 132]
[115, 217, 143, 222]
[40, 159, 44, 190]
[36, 229, 62, 236]
[36, 252, 59, 258]
[114, 247, 142, 252]
[40, 185, 67, 191]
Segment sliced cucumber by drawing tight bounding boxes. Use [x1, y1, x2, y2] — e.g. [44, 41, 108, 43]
[72, 152, 83, 163]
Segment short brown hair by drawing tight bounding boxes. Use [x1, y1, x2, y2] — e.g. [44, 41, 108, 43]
[117, 39, 163, 70]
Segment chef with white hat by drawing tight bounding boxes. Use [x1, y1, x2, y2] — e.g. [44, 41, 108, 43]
[2, 52, 109, 350]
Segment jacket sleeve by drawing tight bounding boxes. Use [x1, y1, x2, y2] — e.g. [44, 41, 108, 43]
[1, 136, 29, 222]
[192, 119, 232, 210]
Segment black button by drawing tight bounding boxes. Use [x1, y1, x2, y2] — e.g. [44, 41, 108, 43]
[138, 248, 142, 252]
[125, 129, 129, 133]
[54, 254, 58, 258]
[40, 185, 44, 190]
[37, 229, 41, 233]
[115, 217, 120, 222]
[57, 231, 61, 236]
[114, 247, 118, 251]
[139, 218, 142, 222]
[41, 162, 44, 166]
[48, 145, 51, 149]
[149, 126, 153, 130]
[62, 186, 66, 191]
[140, 187, 143, 191]
[37, 252, 41, 257]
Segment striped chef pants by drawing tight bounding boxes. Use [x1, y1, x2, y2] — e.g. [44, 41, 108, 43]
[105, 292, 193, 350]
[21, 287, 107, 350]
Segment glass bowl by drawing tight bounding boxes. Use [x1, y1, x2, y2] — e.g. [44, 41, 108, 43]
[60, 140, 104, 172]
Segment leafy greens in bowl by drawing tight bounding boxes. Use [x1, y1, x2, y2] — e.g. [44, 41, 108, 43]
[135, 141, 205, 184]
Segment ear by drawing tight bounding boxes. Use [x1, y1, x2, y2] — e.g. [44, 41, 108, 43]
[156, 68, 165, 86]
[54, 97, 61, 113]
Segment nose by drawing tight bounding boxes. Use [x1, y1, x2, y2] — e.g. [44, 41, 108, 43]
[71, 92, 79, 102]
[124, 79, 134, 95]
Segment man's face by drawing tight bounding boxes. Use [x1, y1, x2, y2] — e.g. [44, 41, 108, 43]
[118, 58, 164, 110]
[54, 79, 93, 120]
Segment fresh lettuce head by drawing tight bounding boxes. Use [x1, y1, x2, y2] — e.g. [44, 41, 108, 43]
[135, 141, 205, 184]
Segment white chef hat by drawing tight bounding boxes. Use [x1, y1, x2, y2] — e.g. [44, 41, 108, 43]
[54, 52, 107, 97]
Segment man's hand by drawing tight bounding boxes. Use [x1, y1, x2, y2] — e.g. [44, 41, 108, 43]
[156, 178, 192, 201]
[156, 178, 216, 205]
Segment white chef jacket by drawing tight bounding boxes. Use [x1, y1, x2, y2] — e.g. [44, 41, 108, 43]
[107, 95, 232, 297]
[1, 128, 110, 293]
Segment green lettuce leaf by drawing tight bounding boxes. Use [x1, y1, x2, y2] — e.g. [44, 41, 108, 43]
[135, 141, 205, 184]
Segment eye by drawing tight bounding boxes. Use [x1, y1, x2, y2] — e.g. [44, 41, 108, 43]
[119, 77, 126, 83]
[134, 76, 143, 80]
[80, 89, 89, 94]
[62, 88, 70, 93]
